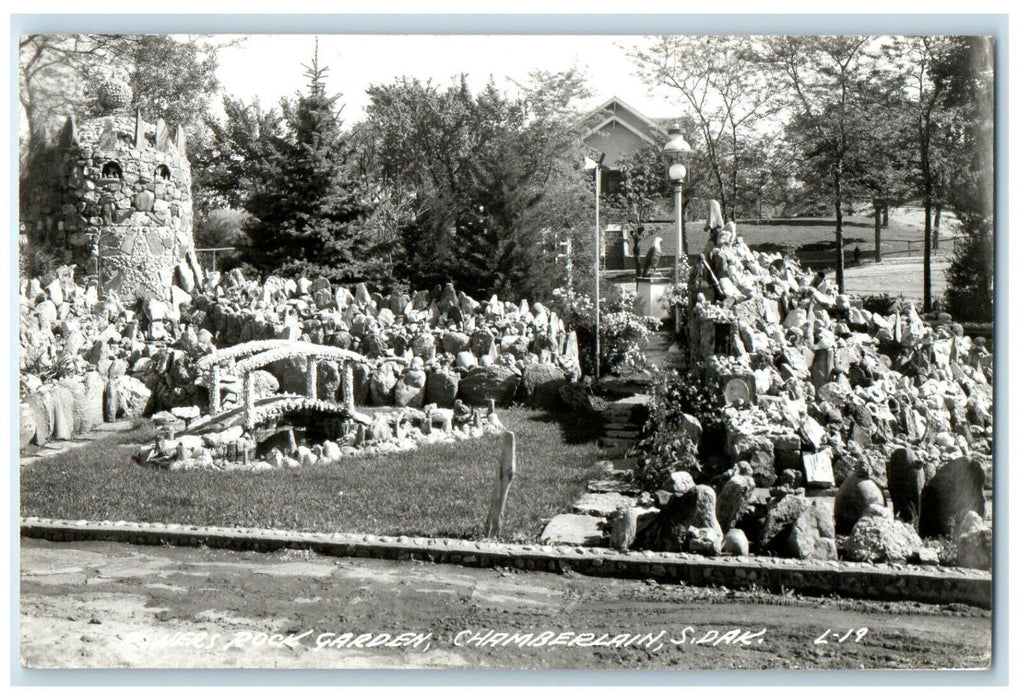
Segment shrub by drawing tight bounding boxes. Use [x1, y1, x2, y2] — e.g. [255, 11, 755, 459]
[550, 286, 659, 376]
[859, 293, 906, 316]
[629, 369, 724, 491]
[945, 214, 993, 323]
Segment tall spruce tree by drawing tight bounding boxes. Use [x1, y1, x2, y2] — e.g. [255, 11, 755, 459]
[242, 44, 383, 283]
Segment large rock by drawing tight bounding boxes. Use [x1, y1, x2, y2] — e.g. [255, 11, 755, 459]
[715, 474, 755, 532]
[316, 360, 342, 402]
[350, 362, 371, 405]
[843, 513, 923, 564]
[393, 367, 427, 408]
[470, 330, 496, 358]
[520, 363, 566, 410]
[425, 367, 459, 407]
[802, 448, 835, 488]
[636, 485, 722, 555]
[19, 402, 37, 447]
[369, 362, 399, 406]
[834, 473, 885, 536]
[887, 447, 925, 526]
[411, 333, 436, 361]
[455, 351, 478, 370]
[458, 365, 520, 407]
[26, 393, 52, 445]
[786, 501, 837, 560]
[107, 375, 152, 419]
[63, 372, 104, 434]
[676, 413, 703, 445]
[50, 384, 76, 440]
[250, 370, 280, 399]
[35, 300, 58, 328]
[920, 456, 986, 538]
[759, 493, 810, 554]
[954, 511, 992, 570]
[721, 528, 750, 556]
[668, 470, 696, 495]
[539, 514, 605, 546]
[441, 331, 470, 355]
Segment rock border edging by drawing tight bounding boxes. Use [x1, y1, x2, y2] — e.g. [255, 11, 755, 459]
[20, 516, 991, 609]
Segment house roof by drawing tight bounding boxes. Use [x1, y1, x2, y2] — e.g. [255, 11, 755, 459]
[581, 96, 670, 147]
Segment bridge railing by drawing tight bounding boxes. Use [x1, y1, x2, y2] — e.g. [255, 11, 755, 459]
[199, 339, 404, 430]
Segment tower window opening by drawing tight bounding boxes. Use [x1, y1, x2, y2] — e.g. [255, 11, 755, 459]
[101, 161, 123, 179]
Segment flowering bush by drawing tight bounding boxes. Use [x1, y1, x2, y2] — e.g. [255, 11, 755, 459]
[551, 286, 659, 376]
[630, 369, 724, 491]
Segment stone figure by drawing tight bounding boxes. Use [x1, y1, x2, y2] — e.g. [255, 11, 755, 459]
[705, 199, 724, 248]
[644, 235, 663, 276]
[630, 224, 644, 278]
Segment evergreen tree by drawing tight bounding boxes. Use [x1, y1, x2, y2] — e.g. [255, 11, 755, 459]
[241, 44, 384, 284]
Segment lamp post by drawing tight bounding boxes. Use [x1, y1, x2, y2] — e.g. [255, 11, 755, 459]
[663, 126, 692, 285]
[584, 153, 606, 379]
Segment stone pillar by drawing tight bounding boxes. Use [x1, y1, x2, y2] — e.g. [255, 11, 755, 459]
[343, 362, 355, 412]
[210, 364, 221, 414]
[306, 358, 318, 400]
[244, 371, 255, 430]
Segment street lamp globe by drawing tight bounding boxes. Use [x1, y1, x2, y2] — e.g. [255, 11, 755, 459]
[668, 163, 687, 183]
[664, 126, 692, 163]
[663, 125, 692, 294]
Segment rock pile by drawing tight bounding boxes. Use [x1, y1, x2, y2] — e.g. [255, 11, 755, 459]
[191, 272, 581, 410]
[629, 218, 993, 568]
[139, 400, 508, 472]
[19, 264, 584, 451]
[19, 266, 208, 448]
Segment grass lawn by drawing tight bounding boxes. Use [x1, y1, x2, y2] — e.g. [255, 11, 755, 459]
[19, 408, 604, 543]
[684, 206, 961, 267]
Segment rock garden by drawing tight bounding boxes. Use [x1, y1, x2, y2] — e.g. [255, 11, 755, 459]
[18, 215, 994, 574]
[539, 218, 994, 573]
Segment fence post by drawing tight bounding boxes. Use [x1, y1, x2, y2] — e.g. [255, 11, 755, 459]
[484, 430, 517, 539]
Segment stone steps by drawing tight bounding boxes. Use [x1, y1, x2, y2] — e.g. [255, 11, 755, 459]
[598, 394, 649, 452]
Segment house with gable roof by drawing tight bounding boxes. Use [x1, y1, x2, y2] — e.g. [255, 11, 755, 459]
[580, 96, 680, 276]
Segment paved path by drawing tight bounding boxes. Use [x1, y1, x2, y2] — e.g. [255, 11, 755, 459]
[18, 538, 991, 670]
[19, 419, 136, 468]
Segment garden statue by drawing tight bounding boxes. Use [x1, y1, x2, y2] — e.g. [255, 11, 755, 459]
[630, 224, 645, 279]
[643, 235, 663, 276]
[705, 199, 725, 246]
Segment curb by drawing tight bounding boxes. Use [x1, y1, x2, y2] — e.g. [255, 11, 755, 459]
[20, 517, 992, 609]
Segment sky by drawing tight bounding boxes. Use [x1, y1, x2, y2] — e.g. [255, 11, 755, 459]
[212, 35, 682, 123]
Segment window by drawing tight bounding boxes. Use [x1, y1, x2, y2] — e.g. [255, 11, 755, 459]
[154, 164, 171, 181]
[101, 161, 123, 179]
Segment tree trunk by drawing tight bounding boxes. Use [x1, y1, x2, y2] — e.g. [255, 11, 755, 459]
[834, 170, 845, 293]
[923, 197, 933, 312]
[882, 204, 889, 227]
[873, 199, 882, 263]
[933, 204, 942, 251]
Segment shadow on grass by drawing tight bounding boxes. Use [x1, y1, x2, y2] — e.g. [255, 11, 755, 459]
[525, 407, 603, 446]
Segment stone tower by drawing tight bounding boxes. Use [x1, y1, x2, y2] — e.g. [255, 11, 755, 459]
[20, 79, 202, 304]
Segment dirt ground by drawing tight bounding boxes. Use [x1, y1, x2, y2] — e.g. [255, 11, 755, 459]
[18, 538, 991, 671]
